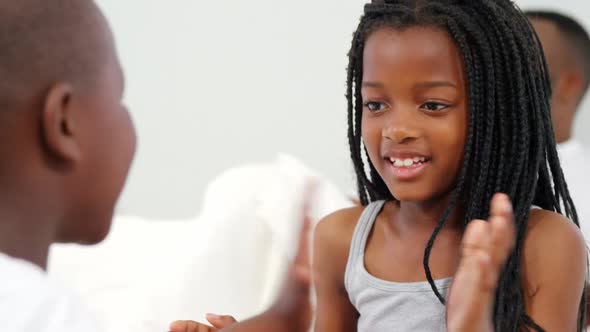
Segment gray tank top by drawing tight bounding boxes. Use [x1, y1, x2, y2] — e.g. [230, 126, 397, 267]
[344, 200, 451, 332]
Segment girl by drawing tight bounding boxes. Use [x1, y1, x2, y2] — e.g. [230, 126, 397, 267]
[313, 0, 587, 331]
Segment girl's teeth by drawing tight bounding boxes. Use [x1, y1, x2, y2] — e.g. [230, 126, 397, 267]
[390, 157, 428, 167]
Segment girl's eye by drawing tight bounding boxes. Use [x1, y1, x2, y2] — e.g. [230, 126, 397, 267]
[363, 101, 386, 112]
[421, 102, 449, 112]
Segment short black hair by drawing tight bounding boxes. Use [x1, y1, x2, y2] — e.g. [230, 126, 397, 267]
[0, 0, 109, 109]
[525, 10, 590, 98]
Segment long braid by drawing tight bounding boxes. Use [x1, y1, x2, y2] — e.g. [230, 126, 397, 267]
[347, 24, 370, 205]
[420, 15, 477, 305]
[431, 4, 499, 227]
[346, 1, 582, 331]
[467, 3, 508, 194]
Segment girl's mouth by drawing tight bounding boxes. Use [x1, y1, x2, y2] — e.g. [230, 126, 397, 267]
[384, 156, 431, 180]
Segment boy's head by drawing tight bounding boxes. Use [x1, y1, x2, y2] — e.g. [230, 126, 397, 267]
[525, 10, 590, 143]
[0, 0, 136, 245]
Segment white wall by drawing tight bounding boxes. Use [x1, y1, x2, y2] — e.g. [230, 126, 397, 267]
[98, 0, 369, 218]
[98, 0, 590, 218]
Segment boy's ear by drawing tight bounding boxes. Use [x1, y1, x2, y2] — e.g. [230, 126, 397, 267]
[553, 71, 584, 106]
[561, 71, 585, 103]
[41, 83, 82, 163]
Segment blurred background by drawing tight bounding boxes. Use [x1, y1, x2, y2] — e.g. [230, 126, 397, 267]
[96, 0, 590, 219]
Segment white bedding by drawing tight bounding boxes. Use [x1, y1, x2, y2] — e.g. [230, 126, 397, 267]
[48, 154, 353, 332]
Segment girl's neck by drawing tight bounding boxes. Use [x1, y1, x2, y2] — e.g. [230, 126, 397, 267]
[395, 194, 465, 232]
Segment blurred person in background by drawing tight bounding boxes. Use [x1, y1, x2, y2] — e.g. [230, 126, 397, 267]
[526, 9, 590, 326]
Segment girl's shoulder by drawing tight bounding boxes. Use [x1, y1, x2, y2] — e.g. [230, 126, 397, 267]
[314, 205, 367, 254]
[525, 208, 584, 251]
[313, 203, 390, 280]
[521, 208, 586, 295]
[314, 200, 395, 251]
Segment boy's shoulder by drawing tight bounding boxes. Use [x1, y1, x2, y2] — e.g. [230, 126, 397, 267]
[0, 252, 47, 293]
[0, 253, 100, 332]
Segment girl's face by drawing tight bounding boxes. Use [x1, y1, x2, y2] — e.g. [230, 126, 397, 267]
[361, 26, 468, 203]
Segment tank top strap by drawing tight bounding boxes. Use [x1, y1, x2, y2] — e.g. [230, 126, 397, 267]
[344, 200, 387, 290]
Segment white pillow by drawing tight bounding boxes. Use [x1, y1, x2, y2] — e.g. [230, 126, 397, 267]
[48, 154, 353, 332]
[255, 153, 353, 305]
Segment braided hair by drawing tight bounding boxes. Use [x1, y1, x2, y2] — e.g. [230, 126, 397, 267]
[346, 1, 582, 331]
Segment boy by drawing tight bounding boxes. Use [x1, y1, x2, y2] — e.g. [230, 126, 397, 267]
[0, 1, 311, 330]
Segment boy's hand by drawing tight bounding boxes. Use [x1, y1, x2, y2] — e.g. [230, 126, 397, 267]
[169, 314, 237, 332]
[264, 211, 313, 331]
[169, 183, 316, 332]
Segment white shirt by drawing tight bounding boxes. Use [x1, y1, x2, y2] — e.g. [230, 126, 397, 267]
[0, 252, 100, 332]
[557, 139, 590, 243]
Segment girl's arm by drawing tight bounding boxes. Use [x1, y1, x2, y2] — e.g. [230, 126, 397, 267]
[313, 209, 363, 332]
